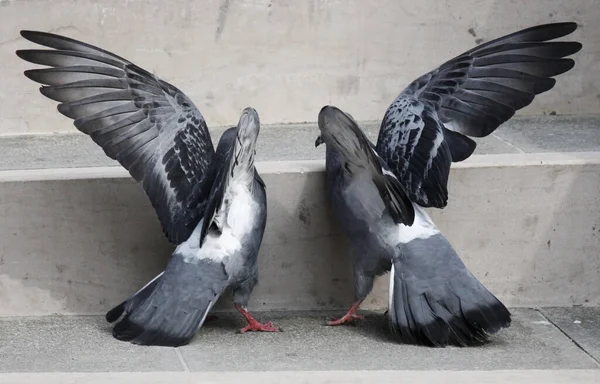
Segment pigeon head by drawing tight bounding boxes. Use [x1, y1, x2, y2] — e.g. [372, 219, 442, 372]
[237, 107, 260, 147]
[231, 107, 261, 174]
[316, 105, 366, 157]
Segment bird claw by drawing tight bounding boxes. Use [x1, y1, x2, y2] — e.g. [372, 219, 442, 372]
[239, 320, 280, 333]
[326, 313, 364, 326]
[234, 304, 280, 333]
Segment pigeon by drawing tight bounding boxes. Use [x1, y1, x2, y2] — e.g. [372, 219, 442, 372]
[17, 31, 279, 346]
[315, 22, 582, 346]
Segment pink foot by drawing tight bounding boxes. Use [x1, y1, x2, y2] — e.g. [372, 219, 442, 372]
[327, 313, 364, 326]
[326, 301, 364, 326]
[239, 320, 279, 333]
[235, 304, 280, 333]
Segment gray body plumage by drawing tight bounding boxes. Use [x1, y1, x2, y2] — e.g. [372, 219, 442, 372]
[318, 22, 581, 347]
[17, 30, 269, 346]
[108, 126, 267, 346]
[325, 148, 394, 300]
[325, 141, 509, 346]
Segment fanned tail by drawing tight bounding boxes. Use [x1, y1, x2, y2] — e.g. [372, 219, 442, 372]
[106, 254, 228, 347]
[388, 211, 511, 346]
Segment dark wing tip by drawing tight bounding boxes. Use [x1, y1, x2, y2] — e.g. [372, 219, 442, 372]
[20, 29, 72, 44]
[38, 85, 51, 98]
[566, 41, 583, 56]
[22, 69, 39, 82]
[39, 86, 61, 102]
[15, 49, 33, 62]
[20, 30, 37, 40]
[549, 21, 579, 36]
[553, 41, 583, 58]
[536, 77, 557, 94]
[554, 58, 576, 76]
[15, 49, 57, 66]
[56, 103, 74, 119]
[516, 21, 580, 41]
[443, 129, 477, 162]
[19, 30, 62, 47]
[105, 301, 126, 323]
[20, 30, 42, 41]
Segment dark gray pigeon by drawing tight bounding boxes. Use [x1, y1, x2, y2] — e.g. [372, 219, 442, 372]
[17, 31, 278, 346]
[315, 23, 581, 346]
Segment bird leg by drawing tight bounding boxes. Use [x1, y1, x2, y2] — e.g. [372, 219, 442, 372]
[327, 301, 364, 326]
[235, 304, 280, 333]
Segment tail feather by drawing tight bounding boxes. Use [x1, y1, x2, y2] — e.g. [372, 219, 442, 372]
[106, 271, 164, 323]
[107, 254, 228, 347]
[390, 263, 510, 346]
[388, 218, 511, 347]
[105, 301, 126, 323]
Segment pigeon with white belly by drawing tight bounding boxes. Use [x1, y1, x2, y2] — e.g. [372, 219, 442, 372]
[17, 31, 278, 346]
[315, 22, 582, 346]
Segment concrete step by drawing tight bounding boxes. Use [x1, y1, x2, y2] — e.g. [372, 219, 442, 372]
[0, 308, 599, 381]
[1, 115, 600, 170]
[0, 116, 599, 316]
[2, 371, 600, 384]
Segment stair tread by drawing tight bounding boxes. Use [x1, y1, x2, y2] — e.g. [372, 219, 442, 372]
[1, 115, 599, 172]
[0, 308, 598, 373]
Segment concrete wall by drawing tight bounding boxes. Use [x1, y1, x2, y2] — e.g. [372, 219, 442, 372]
[1, 0, 599, 135]
[0, 153, 599, 316]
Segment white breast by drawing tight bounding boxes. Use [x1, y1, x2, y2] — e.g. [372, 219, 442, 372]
[225, 182, 259, 239]
[176, 182, 258, 265]
[343, 171, 439, 245]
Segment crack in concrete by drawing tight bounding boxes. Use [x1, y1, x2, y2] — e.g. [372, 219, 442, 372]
[491, 132, 526, 154]
[175, 348, 191, 372]
[536, 308, 600, 367]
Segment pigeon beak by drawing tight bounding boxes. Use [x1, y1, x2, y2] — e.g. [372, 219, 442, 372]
[315, 135, 324, 148]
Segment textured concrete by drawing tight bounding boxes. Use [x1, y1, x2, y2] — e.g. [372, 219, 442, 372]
[1, 115, 599, 171]
[0, 309, 598, 373]
[2, 371, 600, 384]
[0, 316, 183, 372]
[0, 154, 599, 315]
[178, 309, 598, 371]
[1, 0, 598, 134]
[541, 307, 600, 362]
[490, 116, 600, 154]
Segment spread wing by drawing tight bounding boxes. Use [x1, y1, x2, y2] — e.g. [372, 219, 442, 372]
[376, 22, 582, 208]
[17, 30, 216, 244]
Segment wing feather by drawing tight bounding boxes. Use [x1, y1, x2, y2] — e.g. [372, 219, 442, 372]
[18, 30, 216, 244]
[376, 23, 581, 207]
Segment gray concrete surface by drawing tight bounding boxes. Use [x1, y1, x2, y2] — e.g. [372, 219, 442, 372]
[0, 153, 599, 315]
[0, 309, 599, 373]
[0, 316, 183, 372]
[0, 115, 599, 171]
[2, 371, 600, 384]
[1, 0, 599, 135]
[541, 307, 600, 363]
